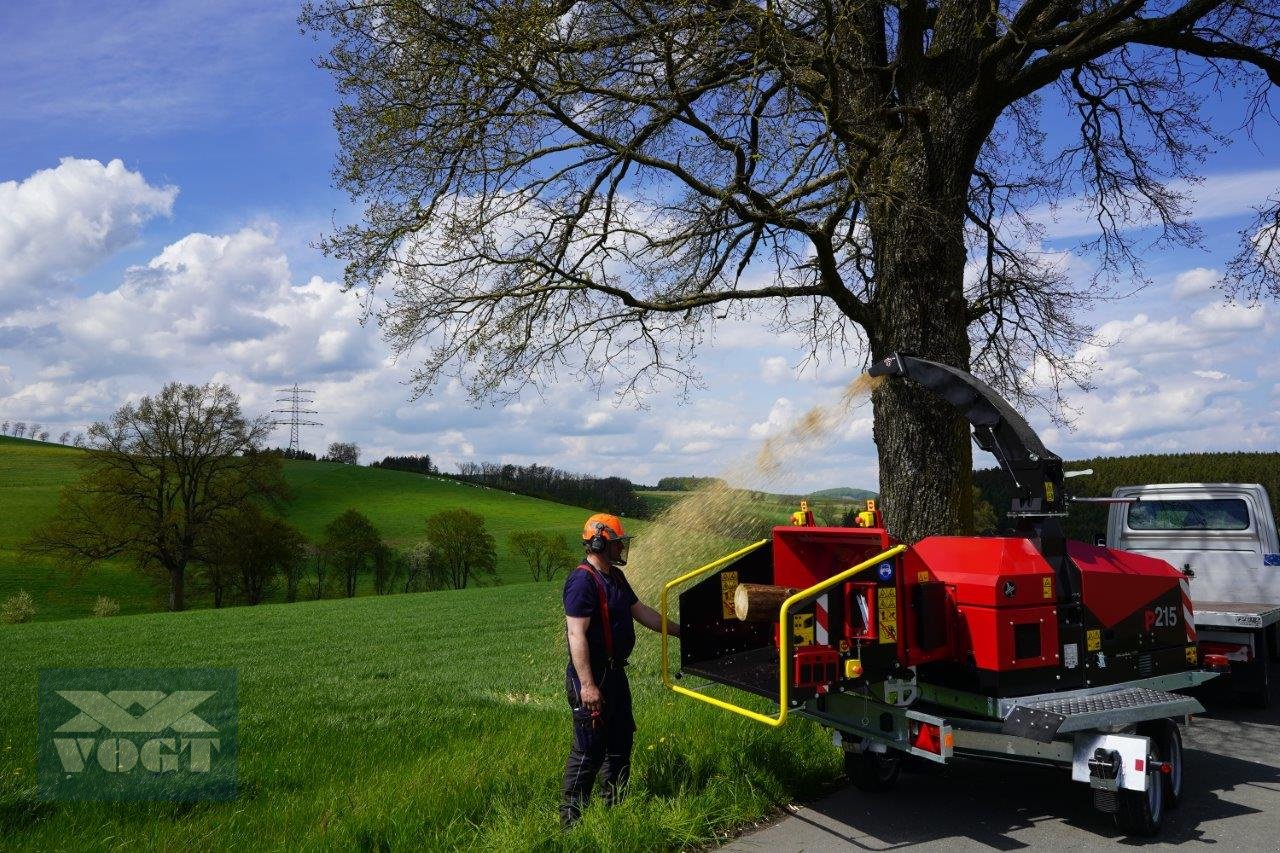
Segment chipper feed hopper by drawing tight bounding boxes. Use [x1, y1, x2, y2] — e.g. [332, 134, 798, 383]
[660, 353, 1224, 837]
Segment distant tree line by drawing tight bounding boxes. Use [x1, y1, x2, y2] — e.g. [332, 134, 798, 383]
[266, 446, 319, 461]
[371, 454, 437, 475]
[974, 452, 1280, 541]
[0, 421, 84, 445]
[653, 476, 727, 492]
[453, 461, 649, 518]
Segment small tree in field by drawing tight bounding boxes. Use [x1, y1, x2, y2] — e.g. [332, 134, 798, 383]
[323, 508, 383, 597]
[1, 421, 9, 436]
[205, 504, 308, 605]
[401, 541, 442, 593]
[303, 543, 329, 600]
[92, 596, 120, 618]
[424, 509, 497, 589]
[26, 383, 286, 611]
[509, 530, 575, 582]
[325, 442, 360, 465]
[2, 590, 36, 624]
[58, 431, 71, 445]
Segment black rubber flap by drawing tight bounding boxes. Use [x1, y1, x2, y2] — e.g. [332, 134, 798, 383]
[1001, 705, 1066, 743]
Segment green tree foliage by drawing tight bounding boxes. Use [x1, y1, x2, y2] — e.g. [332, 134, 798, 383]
[372, 454, 436, 475]
[454, 461, 648, 518]
[424, 509, 497, 590]
[974, 452, 1280, 541]
[508, 530, 575, 582]
[971, 485, 998, 535]
[655, 476, 727, 492]
[26, 383, 284, 611]
[322, 509, 384, 598]
[205, 504, 309, 605]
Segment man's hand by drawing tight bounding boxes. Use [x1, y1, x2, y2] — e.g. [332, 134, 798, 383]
[578, 681, 603, 712]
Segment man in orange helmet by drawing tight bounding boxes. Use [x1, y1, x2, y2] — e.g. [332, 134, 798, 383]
[560, 512, 678, 828]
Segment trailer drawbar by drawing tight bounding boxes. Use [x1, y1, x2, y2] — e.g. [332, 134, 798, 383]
[660, 353, 1223, 837]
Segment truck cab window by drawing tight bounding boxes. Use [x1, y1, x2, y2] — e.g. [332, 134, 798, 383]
[1127, 499, 1250, 531]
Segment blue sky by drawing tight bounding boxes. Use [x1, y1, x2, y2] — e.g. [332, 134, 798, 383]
[0, 1, 1276, 492]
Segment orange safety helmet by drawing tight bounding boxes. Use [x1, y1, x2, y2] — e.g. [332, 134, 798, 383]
[582, 513, 630, 556]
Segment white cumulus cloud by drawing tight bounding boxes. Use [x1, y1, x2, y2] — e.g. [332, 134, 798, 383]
[0, 157, 176, 306]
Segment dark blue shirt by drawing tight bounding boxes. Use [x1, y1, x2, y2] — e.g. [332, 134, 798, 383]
[564, 563, 638, 663]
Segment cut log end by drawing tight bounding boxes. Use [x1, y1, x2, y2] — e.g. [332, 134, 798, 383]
[734, 582, 797, 622]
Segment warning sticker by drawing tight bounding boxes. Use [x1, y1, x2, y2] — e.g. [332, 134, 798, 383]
[792, 613, 814, 647]
[1086, 628, 1102, 652]
[1042, 577, 1053, 599]
[1063, 643, 1078, 669]
[720, 570, 739, 619]
[877, 587, 898, 644]
[1185, 645, 1198, 665]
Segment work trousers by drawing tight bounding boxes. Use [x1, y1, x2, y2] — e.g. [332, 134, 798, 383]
[560, 664, 635, 827]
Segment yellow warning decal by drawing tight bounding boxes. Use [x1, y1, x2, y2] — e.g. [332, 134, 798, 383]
[1087, 628, 1102, 652]
[1044, 481, 1056, 503]
[720, 570, 739, 619]
[1185, 645, 1198, 665]
[1042, 577, 1053, 599]
[917, 571, 931, 583]
[877, 587, 898, 644]
[792, 613, 814, 647]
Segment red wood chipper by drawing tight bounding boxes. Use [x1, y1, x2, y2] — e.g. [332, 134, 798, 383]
[660, 353, 1223, 837]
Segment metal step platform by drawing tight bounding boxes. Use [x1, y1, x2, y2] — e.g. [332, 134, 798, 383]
[1002, 685, 1203, 741]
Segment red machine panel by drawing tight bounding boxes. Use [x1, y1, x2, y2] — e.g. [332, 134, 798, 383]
[772, 526, 893, 591]
[955, 603, 1061, 671]
[907, 537, 1058, 607]
[1067, 541, 1182, 629]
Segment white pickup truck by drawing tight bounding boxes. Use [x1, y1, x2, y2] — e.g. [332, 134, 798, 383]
[1105, 483, 1280, 707]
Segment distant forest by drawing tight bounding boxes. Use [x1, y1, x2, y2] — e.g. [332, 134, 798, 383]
[453, 461, 649, 518]
[974, 451, 1280, 540]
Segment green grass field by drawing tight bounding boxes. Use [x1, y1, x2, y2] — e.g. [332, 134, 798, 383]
[0, 436, 602, 621]
[0, 586, 841, 850]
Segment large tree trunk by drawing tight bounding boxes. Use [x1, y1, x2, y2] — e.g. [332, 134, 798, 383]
[865, 142, 975, 542]
[168, 566, 185, 612]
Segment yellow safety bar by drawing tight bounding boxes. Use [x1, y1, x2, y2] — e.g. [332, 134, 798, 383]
[661, 542, 909, 727]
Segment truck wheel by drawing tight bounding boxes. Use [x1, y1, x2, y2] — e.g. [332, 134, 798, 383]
[1138, 720, 1183, 809]
[845, 749, 901, 793]
[1114, 734, 1166, 837]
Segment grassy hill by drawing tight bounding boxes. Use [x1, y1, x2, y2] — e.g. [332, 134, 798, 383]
[808, 486, 878, 502]
[0, 586, 839, 850]
[0, 436, 597, 622]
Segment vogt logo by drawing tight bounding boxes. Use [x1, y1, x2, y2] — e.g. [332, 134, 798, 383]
[39, 669, 236, 801]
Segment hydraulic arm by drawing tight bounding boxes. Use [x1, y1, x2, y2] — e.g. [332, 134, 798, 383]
[867, 352, 1079, 602]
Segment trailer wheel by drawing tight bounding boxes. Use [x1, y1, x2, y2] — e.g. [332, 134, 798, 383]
[1138, 720, 1183, 809]
[1114, 734, 1166, 837]
[845, 749, 901, 793]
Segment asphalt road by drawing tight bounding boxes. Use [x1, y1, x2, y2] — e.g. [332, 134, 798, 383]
[727, 677, 1280, 851]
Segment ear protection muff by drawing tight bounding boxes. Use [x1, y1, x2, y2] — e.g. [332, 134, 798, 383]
[587, 521, 609, 554]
